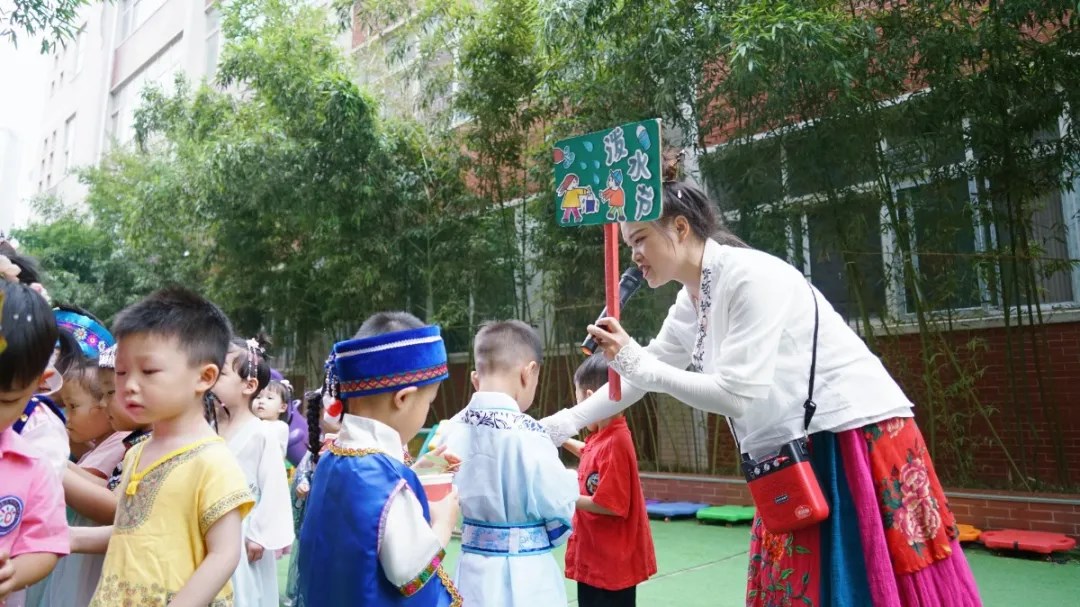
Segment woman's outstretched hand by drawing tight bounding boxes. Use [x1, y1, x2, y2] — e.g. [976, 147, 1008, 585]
[587, 317, 631, 360]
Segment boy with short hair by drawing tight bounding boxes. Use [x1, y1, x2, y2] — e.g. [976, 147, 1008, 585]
[441, 320, 579, 607]
[70, 286, 254, 607]
[297, 312, 462, 606]
[564, 354, 656, 607]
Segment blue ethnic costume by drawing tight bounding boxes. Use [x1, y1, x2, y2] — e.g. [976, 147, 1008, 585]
[439, 392, 579, 607]
[297, 325, 461, 607]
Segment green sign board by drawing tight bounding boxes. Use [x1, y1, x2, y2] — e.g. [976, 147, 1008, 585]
[553, 119, 663, 227]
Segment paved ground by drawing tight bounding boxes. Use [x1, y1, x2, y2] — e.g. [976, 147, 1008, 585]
[278, 519, 1080, 605]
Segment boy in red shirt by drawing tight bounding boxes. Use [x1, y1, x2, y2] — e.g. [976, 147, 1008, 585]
[564, 354, 656, 607]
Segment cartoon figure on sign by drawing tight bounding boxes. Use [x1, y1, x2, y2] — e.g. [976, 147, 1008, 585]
[556, 173, 594, 224]
[601, 169, 626, 221]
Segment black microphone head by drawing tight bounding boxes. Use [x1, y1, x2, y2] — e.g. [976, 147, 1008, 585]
[618, 266, 645, 301]
[582, 266, 646, 356]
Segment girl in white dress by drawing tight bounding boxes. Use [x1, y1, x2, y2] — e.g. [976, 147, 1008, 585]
[253, 379, 292, 454]
[213, 338, 295, 607]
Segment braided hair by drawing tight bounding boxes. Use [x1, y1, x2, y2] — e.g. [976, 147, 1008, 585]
[306, 389, 325, 465]
[204, 392, 221, 433]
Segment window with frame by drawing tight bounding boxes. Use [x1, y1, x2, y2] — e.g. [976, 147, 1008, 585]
[73, 24, 86, 74]
[117, 0, 168, 42]
[205, 7, 221, 79]
[702, 101, 1079, 321]
[974, 118, 1076, 307]
[63, 114, 76, 172]
[108, 40, 181, 146]
[46, 130, 57, 187]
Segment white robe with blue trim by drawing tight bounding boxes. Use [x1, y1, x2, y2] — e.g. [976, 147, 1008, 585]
[440, 392, 579, 607]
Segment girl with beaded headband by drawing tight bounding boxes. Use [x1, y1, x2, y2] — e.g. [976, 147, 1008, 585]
[296, 312, 462, 607]
[21, 305, 117, 607]
[212, 337, 294, 607]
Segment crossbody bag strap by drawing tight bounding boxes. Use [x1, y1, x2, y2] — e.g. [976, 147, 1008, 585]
[803, 278, 820, 432]
[732, 278, 820, 457]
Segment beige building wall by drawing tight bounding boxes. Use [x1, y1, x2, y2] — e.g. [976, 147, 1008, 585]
[32, 0, 223, 207]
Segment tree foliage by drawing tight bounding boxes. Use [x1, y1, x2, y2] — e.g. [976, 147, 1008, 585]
[12, 196, 153, 323]
[2, 0, 91, 53]
[20, 0, 1080, 488]
[378, 0, 1080, 489]
[23, 0, 498, 374]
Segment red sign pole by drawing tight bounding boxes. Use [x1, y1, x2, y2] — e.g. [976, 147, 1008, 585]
[604, 222, 621, 401]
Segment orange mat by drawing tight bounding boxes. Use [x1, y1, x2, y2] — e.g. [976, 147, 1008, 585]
[957, 523, 981, 543]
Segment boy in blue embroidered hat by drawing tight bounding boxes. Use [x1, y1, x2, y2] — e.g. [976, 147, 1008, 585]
[297, 311, 462, 607]
[438, 320, 580, 607]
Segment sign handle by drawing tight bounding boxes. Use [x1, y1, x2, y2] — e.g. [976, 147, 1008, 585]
[604, 222, 621, 401]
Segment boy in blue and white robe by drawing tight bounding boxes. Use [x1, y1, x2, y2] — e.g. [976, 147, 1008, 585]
[439, 321, 579, 607]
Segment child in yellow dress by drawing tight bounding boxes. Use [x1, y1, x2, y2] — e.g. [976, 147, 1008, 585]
[70, 287, 254, 607]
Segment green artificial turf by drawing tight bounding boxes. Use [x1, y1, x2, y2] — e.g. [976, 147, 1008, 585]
[277, 519, 1079, 605]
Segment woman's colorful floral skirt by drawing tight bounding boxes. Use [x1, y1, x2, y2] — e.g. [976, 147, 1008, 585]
[747, 417, 982, 607]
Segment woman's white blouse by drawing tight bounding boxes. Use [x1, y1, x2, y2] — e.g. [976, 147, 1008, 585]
[543, 239, 914, 459]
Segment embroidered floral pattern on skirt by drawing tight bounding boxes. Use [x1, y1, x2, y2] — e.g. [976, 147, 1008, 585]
[747, 417, 965, 606]
[747, 517, 819, 607]
[864, 417, 957, 574]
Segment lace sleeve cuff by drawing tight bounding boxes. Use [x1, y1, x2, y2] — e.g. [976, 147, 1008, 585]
[540, 410, 577, 447]
[611, 339, 647, 380]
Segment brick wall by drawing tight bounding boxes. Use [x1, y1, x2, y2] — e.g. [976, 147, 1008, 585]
[876, 319, 1080, 490]
[640, 474, 1080, 539]
[437, 318, 1080, 491]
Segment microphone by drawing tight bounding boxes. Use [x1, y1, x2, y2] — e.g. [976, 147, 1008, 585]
[581, 266, 645, 356]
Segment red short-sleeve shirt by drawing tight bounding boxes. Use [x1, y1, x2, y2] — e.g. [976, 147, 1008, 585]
[565, 417, 656, 591]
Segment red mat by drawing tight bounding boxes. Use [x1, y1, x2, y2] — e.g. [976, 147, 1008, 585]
[979, 530, 1077, 554]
